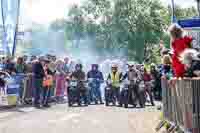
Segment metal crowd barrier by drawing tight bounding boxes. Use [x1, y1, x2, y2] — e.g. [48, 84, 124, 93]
[22, 73, 34, 104]
[162, 78, 200, 133]
[0, 73, 68, 107]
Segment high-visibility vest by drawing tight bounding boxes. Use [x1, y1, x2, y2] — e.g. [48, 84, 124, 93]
[111, 72, 120, 87]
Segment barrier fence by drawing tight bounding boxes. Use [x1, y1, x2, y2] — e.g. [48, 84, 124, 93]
[0, 73, 68, 107]
[162, 78, 200, 133]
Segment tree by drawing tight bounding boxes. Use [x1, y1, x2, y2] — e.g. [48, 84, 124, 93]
[50, 19, 67, 32]
[195, 0, 200, 16]
[63, 0, 198, 63]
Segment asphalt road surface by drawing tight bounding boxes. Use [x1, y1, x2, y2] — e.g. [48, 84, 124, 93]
[0, 104, 161, 133]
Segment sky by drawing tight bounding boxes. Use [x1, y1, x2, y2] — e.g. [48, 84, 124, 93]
[21, 0, 83, 24]
[0, 0, 197, 28]
[17, 0, 84, 29]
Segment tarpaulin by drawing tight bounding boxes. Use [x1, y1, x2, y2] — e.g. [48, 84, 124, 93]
[1, 0, 20, 56]
[178, 18, 200, 29]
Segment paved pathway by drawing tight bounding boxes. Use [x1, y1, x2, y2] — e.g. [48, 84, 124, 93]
[0, 104, 161, 133]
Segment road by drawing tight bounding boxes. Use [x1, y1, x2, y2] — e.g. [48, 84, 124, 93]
[0, 104, 161, 133]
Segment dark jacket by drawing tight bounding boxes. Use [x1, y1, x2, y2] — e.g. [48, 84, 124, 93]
[87, 70, 104, 87]
[87, 70, 104, 80]
[5, 62, 16, 74]
[33, 62, 45, 79]
[161, 64, 173, 80]
[185, 60, 200, 77]
[71, 70, 85, 81]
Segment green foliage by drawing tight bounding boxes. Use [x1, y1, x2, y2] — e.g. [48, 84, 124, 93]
[48, 0, 198, 64]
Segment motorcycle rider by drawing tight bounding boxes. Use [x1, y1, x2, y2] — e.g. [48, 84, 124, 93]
[71, 63, 88, 106]
[87, 64, 104, 104]
[122, 62, 145, 108]
[107, 64, 123, 105]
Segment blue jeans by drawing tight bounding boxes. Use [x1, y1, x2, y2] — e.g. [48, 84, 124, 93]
[88, 81, 102, 103]
[34, 78, 43, 105]
[43, 87, 51, 105]
[93, 86, 102, 102]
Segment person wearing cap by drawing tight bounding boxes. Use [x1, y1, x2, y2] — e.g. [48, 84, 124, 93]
[161, 55, 173, 80]
[107, 64, 123, 105]
[87, 64, 104, 104]
[168, 23, 193, 77]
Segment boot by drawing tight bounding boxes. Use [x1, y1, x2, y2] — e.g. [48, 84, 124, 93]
[155, 120, 166, 132]
[43, 104, 51, 108]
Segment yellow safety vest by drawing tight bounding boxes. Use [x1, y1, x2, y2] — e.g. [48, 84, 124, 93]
[111, 72, 120, 87]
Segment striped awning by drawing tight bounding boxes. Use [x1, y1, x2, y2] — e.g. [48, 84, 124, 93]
[178, 18, 200, 29]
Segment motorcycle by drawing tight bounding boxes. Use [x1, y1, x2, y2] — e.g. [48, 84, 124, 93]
[68, 80, 78, 107]
[121, 79, 144, 108]
[104, 80, 115, 106]
[138, 81, 146, 107]
[119, 79, 130, 108]
[77, 80, 89, 106]
[68, 79, 89, 107]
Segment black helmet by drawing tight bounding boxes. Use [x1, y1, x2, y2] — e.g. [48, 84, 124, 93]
[75, 64, 82, 69]
[92, 64, 98, 68]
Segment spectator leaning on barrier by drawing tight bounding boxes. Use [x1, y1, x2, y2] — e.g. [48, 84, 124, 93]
[180, 49, 200, 77]
[4, 57, 16, 74]
[15, 57, 26, 74]
[150, 63, 162, 100]
[161, 54, 173, 80]
[33, 58, 45, 108]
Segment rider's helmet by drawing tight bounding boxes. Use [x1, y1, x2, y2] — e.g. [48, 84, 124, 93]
[150, 63, 156, 72]
[75, 63, 82, 71]
[92, 64, 98, 70]
[111, 64, 118, 72]
[127, 61, 135, 68]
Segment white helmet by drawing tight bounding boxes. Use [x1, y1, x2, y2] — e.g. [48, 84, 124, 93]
[111, 63, 118, 68]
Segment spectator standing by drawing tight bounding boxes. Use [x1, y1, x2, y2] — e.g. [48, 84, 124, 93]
[55, 60, 65, 103]
[15, 57, 26, 74]
[33, 58, 45, 108]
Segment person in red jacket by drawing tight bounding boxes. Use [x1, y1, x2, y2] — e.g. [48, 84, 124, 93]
[168, 24, 193, 77]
